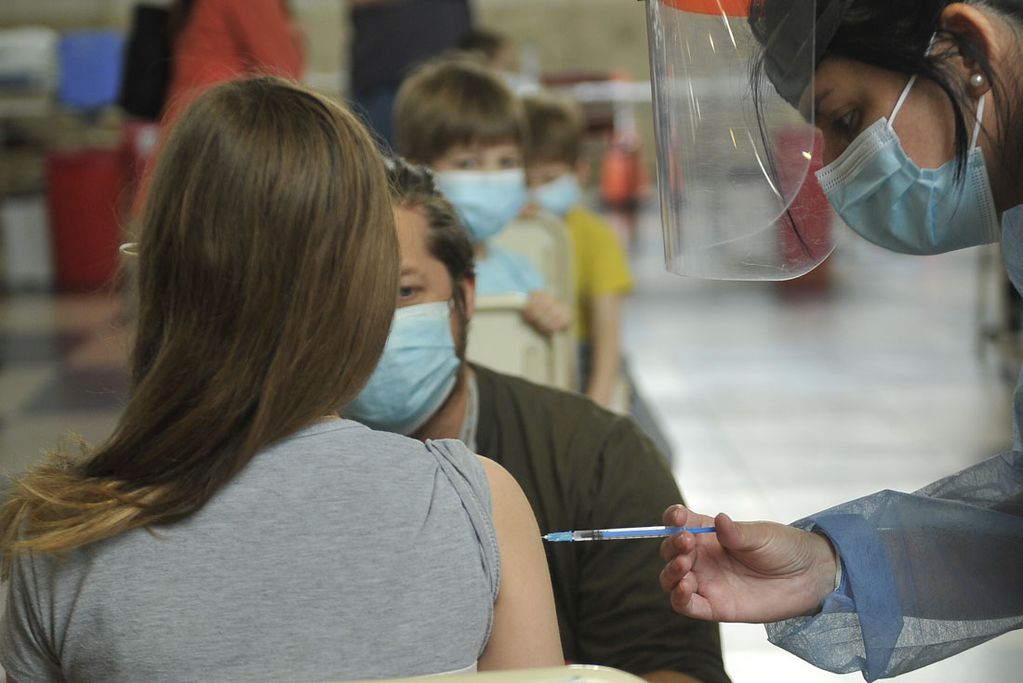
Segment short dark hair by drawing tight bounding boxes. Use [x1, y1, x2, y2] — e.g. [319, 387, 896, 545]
[457, 28, 511, 62]
[523, 94, 585, 166]
[386, 157, 476, 309]
[394, 57, 527, 164]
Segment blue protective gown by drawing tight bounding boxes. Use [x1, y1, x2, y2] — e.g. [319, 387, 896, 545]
[766, 205, 1023, 681]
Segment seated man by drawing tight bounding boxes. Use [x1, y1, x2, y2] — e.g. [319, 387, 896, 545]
[346, 159, 730, 683]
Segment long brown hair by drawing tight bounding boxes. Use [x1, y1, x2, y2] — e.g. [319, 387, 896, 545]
[0, 77, 398, 577]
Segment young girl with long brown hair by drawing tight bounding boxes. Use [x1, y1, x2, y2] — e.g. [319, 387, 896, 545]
[0, 77, 561, 682]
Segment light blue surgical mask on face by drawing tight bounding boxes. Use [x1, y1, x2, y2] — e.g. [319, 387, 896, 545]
[345, 301, 460, 436]
[435, 169, 527, 242]
[532, 174, 583, 218]
[816, 75, 1000, 255]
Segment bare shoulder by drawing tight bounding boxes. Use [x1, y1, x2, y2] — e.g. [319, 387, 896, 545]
[476, 455, 515, 490]
[476, 455, 533, 515]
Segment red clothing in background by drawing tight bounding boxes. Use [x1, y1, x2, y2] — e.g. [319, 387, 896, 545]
[163, 0, 305, 125]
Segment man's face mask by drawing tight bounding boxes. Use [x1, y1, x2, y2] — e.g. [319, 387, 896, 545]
[345, 301, 460, 435]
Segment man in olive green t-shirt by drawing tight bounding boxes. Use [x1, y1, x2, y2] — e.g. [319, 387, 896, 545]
[348, 161, 729, 683]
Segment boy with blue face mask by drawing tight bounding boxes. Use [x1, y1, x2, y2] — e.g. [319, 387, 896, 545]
[522, 94, 634, 409]
[394, 56, 572, 336]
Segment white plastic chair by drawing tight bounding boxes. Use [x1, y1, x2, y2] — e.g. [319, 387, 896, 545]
[492, 213, 575, 311]
[467, 293, 575, 391]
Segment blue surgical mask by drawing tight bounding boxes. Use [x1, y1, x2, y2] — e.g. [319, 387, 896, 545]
[435, 169, 527, 242]
[345, 301, 460, 436]
[532, 174, 583, 218]
[816, 75, 1000, 255]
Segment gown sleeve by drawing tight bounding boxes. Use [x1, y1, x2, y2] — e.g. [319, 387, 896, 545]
[765, 447, 1023, 681]
[766, 206, 1023, 682]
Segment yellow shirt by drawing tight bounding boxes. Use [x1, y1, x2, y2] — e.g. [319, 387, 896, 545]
[566, 206, 633, 340]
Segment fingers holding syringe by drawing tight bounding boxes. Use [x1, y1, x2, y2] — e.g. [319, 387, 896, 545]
[661, 560, 715, 621]
[659, 545, 694, 592]
[659, 504, 716, 562]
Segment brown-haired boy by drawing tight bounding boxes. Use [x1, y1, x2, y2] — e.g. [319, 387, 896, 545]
[523, 94, 634, 408]
[394, 57, 571, 336]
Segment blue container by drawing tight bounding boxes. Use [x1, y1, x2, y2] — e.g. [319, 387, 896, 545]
[58, 30, 124, 110]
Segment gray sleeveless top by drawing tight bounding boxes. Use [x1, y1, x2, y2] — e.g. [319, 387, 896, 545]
[0, 421, 500, 682]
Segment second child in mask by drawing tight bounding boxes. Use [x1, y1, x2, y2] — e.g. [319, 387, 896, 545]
[522, 94, 633, 409]
[394, 57, 571, 337]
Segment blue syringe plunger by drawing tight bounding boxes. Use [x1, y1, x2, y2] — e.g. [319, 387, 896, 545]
[542, 526, 717, 542]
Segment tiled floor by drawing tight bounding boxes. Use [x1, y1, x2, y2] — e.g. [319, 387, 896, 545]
[1, 208, 1022, 681]
[623, 207, 1023, 682]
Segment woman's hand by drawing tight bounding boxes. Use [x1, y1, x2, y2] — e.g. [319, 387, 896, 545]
[658, 505, 839, 623]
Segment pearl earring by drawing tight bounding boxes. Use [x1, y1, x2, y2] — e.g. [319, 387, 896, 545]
[971, 73, 986, 89]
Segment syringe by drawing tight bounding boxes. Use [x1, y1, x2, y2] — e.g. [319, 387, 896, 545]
[543, 525, 717, 542]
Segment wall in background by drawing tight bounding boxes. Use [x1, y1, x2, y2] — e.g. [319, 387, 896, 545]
[0, 0, 651, 93]
[0, 0, 656, 180]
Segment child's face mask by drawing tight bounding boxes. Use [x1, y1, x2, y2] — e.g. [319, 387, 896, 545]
[532, 174, 583, 218]
[435, 169, 528, 242]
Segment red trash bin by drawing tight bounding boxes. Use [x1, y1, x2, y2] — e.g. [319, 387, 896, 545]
[46, 149, 124, 291]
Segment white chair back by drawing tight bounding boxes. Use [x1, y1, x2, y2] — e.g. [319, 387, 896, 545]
[466, 293, 575, 391]
[492, 213, 575, 309]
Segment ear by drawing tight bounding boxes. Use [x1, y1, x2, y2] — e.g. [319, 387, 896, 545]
[461, 274, 476, 322]
[941, 3, 1003, 96]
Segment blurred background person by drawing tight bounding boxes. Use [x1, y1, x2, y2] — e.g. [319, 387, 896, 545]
[349, 0, 472, 147]
[458, 27, 519, 73]
[163, 0, 305, 126]
[522, 92, 671, 459]
[523, 93, 631, 408]
[456, 26, 540, 95]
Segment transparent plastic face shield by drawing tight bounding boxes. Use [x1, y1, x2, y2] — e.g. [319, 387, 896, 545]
[646, 0, 834, 280]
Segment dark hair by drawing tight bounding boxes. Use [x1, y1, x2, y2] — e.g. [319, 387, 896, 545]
[753, 0, 1023, 179]
[386, 157, 476, 319]
[523, 94, 585, 166]
[394, 57, 527, 164]
[457, 28, 511, 61]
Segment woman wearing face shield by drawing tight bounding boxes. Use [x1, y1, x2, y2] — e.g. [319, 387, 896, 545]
[655, 1, 1023, 680]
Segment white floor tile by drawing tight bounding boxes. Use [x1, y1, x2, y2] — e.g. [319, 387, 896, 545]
[625, 207, 1022, 682]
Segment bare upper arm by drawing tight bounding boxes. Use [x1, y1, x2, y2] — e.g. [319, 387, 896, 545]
[476, 456, 564, 670]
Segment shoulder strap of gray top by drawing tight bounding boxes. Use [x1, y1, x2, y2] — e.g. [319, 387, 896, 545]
[423, 439, 501, 602]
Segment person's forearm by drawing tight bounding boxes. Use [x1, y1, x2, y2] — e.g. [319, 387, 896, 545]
[587, 295, 623, 406]
[641, 670, 704, 683]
